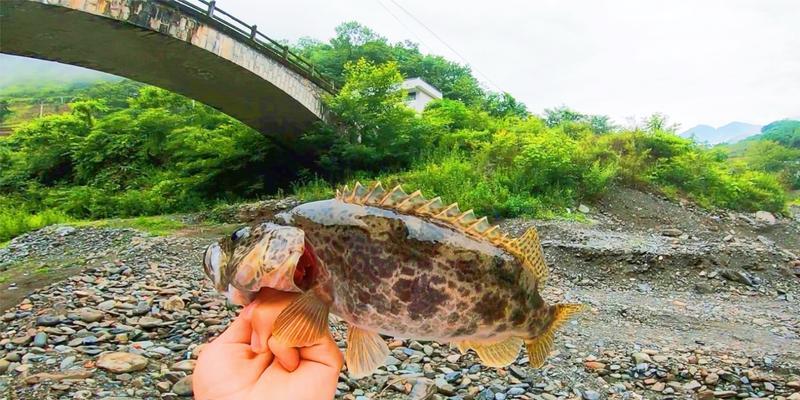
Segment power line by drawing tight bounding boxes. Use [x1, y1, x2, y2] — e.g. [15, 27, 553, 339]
[375, 0, 431, 53]
[385, 0, 504, 92]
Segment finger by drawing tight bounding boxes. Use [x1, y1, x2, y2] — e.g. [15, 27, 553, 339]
[250, 300, 276, 353]
[213, 303, 255, 345]
[267, 335, 301, 372]
[249, 288, 299, 353]
[297, 332, 344, 370]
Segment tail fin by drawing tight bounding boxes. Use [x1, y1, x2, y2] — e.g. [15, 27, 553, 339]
[525, 303, 584, 368]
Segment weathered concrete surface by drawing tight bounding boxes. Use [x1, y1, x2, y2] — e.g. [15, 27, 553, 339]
[0, 0, 326, 140]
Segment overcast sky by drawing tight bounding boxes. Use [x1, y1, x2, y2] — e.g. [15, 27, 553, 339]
[213, 0, 799, 129]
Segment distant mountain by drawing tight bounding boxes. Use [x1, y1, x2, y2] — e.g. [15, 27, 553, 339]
[681, 122, 762, 144]
[0, 54, 119, 96]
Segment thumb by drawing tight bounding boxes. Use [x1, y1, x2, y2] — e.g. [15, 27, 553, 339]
[268, 336, 301, 372]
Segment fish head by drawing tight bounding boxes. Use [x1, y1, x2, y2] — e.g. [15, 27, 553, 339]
[203, 222, 319, 297]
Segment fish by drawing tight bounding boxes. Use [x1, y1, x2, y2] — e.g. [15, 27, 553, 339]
[203, 182, 583, 377]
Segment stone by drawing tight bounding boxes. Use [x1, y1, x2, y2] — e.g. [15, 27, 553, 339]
[705, 372, 719, 385]
[172, 359, 196, 372]
[652, 382, 665, 392]
[584, 361, 606, 370]
[509, 365, 527, 379]
[162, 296, 185, 311]
[755, 211, 776, 224]
[721, 270, 754, 286]
[35, 314, 60, 327]
[173, 374, 193, 396]
[661, 228, 683, 237]
[0, 359, 9, 374]
[137, 316, 163, 329]
[60, 356, 76, 371]
[713, 390, 738, 398]
[632, 352, 652, 364]
[578, 204, 590, 213]
[684, 380, 702, 391]
[77, 309, 104, 323]
[55, 226, 76, 236]
[694, 283, 715, 294]
[156, 381, 173, 392]
[582, 390, 601, 400]
[97, 300, 116, 311]
[96, 352, 149, 373]
[33, 332, 48, 347]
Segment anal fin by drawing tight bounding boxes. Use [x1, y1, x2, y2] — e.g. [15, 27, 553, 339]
[525, 303, 584, 368]
[345, 326, 390, 378]
[272, 289, 330, 347]
[456, 337, 523, 368]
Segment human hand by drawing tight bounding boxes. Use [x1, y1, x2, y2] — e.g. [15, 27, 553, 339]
[193, 288, 343, 400]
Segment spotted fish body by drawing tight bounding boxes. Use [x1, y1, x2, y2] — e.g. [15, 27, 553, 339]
[203, 182, 582, 376]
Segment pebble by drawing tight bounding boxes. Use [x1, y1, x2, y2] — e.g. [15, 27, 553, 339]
[35, 314, 60, 327]
[96, 352, 149, 373]
[173, 375, 193, 396]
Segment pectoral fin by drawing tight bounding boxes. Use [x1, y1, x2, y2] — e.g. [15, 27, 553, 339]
[455, 337, 524, 367]
[272, 290, 330, 347]
[345, 326, 390, 378]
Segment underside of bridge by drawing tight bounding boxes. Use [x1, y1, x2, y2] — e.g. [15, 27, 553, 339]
[0, 0, 326, 141]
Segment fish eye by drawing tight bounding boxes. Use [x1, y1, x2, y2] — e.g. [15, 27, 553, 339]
[231, 227, 251, 242]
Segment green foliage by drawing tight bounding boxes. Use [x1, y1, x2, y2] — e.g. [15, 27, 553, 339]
[301, 59, 429, 179]
[543, 106, 616, 135]
[0, 100, 10, 122]
[0, 83, 288, 224]
[296, 22, 485, 105]
[74, 215, 187, 236]
[758, 119, 800, 148]
[0, 207, 72, 242]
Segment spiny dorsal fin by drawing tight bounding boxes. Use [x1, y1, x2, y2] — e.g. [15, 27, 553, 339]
[336, 182, 549, 287]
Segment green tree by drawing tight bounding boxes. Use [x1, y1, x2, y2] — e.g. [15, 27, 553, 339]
[484, 92, 529, 119]
[70, 99, 109, 127]
[0, 100, 11, 122]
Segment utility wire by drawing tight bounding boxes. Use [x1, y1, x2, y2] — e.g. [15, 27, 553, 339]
[386, 0, 504, 92]
[375, 0, 431, 53]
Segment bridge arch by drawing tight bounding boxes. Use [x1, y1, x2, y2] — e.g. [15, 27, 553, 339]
[0, 0, 335, 140]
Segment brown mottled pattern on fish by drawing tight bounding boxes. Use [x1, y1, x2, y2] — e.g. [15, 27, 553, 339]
[203, 182, 582, 374]
[284, 200, 552, 341]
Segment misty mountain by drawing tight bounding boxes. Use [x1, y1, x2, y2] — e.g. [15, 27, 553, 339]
[0, 54, 119, 96]
[680, 122, 762, 144]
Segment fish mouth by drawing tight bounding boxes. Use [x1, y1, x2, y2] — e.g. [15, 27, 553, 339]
[232, 223, 319, 294]
[290, 240, 319, 290]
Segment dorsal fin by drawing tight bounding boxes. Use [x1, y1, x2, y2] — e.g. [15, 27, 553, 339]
[336, 182, 549, 287]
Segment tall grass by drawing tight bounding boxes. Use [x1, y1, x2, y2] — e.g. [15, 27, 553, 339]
[0, 208, 72, 242]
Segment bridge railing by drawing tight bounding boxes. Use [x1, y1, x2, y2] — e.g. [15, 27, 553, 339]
[164, 0, 336, 93]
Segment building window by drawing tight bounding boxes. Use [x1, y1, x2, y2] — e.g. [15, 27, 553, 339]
[407, 91, 417, 100]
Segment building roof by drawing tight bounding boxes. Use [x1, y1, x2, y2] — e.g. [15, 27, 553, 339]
[401, 77, 443, 99]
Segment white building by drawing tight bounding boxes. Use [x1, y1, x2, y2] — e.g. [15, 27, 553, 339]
[401, 77, 442, 112]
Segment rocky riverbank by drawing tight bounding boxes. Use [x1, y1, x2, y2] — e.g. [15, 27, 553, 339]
[0, 189, 798, 399]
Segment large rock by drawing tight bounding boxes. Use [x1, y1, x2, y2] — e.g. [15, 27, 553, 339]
[97, 352, 149, 373]
[173, 374, 194, 396]
[755, 211, 776, 225]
